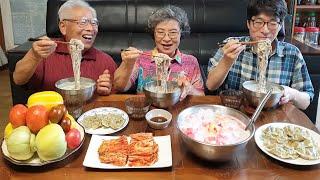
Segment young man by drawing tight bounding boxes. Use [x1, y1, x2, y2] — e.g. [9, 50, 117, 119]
[13, 0, 117, 95]
[206, 0, 314, 110]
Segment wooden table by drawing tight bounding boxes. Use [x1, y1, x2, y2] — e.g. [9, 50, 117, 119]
[1, 95, 320, 180]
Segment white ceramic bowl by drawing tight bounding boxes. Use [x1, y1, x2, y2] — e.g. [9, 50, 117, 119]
[145, 109, 172, 129]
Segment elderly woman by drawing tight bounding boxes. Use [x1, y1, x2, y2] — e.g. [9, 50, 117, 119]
[114, 5, 204, 100]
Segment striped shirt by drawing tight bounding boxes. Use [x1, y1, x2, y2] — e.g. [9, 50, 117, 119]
[129, 49, 204, 93]
[208, 37, 314, 100]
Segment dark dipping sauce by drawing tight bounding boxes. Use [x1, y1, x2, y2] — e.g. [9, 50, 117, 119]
[150, 116, 167, 123]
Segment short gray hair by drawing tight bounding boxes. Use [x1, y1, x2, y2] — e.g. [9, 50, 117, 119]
[147, 5, 191, 39]
[58, 0, 97, 20]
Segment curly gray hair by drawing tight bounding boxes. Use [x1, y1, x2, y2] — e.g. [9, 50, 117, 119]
[58, 0, 97, 20]
[147, 5, 191, 39]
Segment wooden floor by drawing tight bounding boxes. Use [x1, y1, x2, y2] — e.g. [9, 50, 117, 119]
[0, 68, 12, 137]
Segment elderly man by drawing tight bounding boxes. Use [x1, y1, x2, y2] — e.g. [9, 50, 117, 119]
[13, 0, 117, 95]
[206, 0, 314, 110]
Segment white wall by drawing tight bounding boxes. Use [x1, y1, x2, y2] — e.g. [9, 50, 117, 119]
[1, 0, 14, 50]
[10, 0, 47, 45]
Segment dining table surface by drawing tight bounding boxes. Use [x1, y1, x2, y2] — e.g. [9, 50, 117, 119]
[1, 94, 320, 180]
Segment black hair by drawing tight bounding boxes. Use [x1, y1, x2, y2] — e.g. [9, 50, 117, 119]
[247, 0, 287, 22]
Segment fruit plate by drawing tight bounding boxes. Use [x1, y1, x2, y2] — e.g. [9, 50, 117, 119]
[1, 121, 85, 166]
[83, 135, 172, 169]
[255, 122, 320, 166]
[77, 107, 129, 135]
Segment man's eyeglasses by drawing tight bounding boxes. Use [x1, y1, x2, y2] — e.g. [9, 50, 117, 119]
[251, 19, 281, 30]
[63, 17, 99, 28]
[155, 31, 180, 39]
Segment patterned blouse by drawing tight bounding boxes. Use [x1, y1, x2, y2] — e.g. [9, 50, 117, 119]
[129, 48, 204, 93]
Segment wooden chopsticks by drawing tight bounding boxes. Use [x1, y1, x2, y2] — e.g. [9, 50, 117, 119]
[239, 41, 260, 45]
[120, 49, 150, 56]
[120, 49, 173, 59]
[28, 38, 70, 44]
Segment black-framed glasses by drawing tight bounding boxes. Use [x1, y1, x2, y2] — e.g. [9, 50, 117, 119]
[251, 19, 281, 30]
[155, 31, 180, 39]
[63, 17, 99, 28]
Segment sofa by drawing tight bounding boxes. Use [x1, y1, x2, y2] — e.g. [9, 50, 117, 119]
[7, 0, 251, 102]
[11, 0, 320, 122]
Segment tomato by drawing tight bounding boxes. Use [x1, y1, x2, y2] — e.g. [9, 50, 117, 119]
[65, 128, 81, 149]
[48, 104, 67, 123]
[66, 113, 77, 129]
[60, 116, 71, 133]
[9, 104, 28, 128]
[26, 105, 49, 133]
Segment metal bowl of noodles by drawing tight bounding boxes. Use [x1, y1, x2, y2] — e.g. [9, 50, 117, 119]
[177, 104, 255, 161]
[143, 81, 181, 108]
[242, 80, 284, 109]
[55, 77, 96, 118]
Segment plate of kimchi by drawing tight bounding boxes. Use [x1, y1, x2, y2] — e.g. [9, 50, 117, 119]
[83, 133, 172, 169]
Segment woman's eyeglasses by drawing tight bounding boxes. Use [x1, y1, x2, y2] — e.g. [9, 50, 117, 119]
[155, 31, 180, 39]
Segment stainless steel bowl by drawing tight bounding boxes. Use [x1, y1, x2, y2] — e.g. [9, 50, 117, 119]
[242, 80, 284, 109]
[177, 104, 255, 161]
[143, 81, 181, 108]
[55, 77, 96, 118]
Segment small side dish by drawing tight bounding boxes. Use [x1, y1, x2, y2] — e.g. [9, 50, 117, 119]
[145, 109, 172, 129]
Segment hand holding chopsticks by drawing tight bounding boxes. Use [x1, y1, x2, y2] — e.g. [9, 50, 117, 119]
[26, 37, 58, 60]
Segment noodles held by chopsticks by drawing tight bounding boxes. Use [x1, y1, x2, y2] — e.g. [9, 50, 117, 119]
[153, 53, 171, 93]
[69, 39, 84, 90]
[256, 39, 272, 93]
